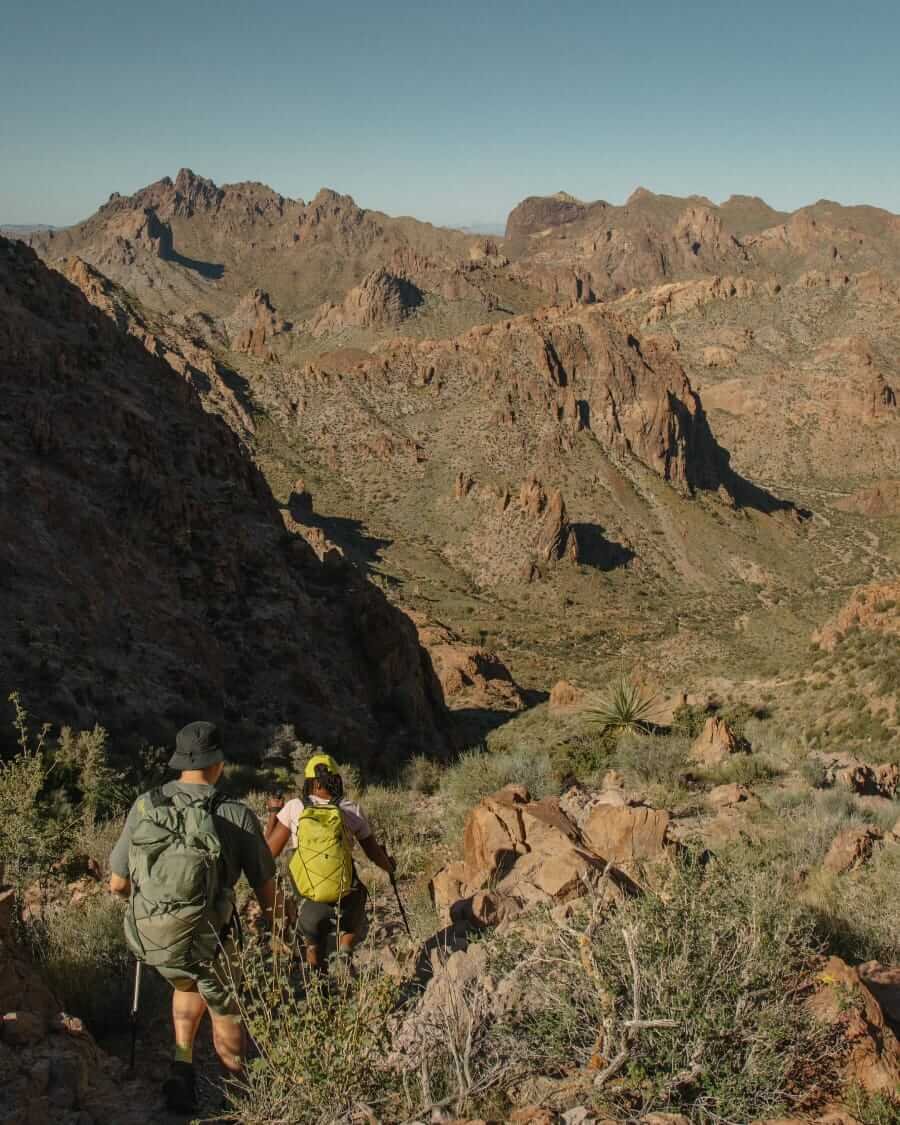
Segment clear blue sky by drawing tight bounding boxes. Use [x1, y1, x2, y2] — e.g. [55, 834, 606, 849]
[2, 0, 899, 227]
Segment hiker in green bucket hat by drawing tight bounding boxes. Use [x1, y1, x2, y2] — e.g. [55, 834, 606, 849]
[265, 753, 395, 973]
[109, 721, 276, 1115]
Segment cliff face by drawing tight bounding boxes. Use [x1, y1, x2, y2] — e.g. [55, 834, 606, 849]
[0, 237, 447, 761]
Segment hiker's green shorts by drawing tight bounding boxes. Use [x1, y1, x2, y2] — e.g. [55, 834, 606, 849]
[295, 881, 368, 946]
[155, 936, 242, 1020]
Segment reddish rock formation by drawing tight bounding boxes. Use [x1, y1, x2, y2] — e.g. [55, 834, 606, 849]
[226, 288, 288, 360]
[823, 826, 884, 874]
[430, 785, 631, 924]
[813, 579, 900, 652]
[581, 804, 673, 873]
[689, 717, 750, 766]
[405, 613, 525, 714]
[549, 680, 585, 712]
[505, 192, 591, 240]
[309, 267, 424, 336]
[806, 956, 900, 1095]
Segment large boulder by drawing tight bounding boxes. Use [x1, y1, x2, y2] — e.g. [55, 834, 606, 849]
[430, 785, 631, 924]
[806, 956, 900, 1095]
[580, 805, 673, 873]
[823, 826, 884, 874]
[859, 963, 900, 1028]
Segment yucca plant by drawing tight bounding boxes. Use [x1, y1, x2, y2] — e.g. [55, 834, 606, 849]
[585, 678, 658, 736]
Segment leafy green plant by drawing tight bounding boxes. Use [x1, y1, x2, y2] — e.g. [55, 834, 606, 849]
[230, 939, 400, 1124]
[0, 693, 56, 884]
[586, 679, 659, 737]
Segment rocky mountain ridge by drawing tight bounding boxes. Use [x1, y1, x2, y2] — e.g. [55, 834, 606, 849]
[0, 236, 447, 759]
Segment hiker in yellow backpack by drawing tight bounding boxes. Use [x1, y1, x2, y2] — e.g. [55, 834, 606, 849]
[265, 753, 394, 973]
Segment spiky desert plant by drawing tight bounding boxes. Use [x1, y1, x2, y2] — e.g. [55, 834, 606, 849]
[585, 678, 658, 736]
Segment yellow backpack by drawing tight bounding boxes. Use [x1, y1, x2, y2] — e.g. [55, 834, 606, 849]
[289, 802, 353, 903]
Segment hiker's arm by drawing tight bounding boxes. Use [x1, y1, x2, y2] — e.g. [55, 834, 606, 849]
[360, 834, 396, 874]
[266, 821, 291, 858]
[107, 800, 139, 896]
[264, 795, 284, 840]
[109, 872, 130, 897]
[254, 877, 276, 925]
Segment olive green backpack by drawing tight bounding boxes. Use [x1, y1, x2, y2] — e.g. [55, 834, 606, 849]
[125, 789, 232, 969]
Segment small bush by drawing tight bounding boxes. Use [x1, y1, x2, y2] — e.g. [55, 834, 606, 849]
[439, 747, 556, 841]
[489, 859, 833, 1121]
[230, 943, 400, 1124]
[402, 754, 444, 795]
[671, 702, 710, 738]
[26, 893, 132, 1035]
[358, 785, 441, 877]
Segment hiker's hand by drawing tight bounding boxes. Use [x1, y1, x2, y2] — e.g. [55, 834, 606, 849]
[266, 796, 285, 813]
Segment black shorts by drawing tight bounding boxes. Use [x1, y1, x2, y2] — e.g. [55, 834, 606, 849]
[294, 880, 368, 945]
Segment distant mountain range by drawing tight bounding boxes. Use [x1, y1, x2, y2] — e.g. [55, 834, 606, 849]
[0, 223, 58, 234]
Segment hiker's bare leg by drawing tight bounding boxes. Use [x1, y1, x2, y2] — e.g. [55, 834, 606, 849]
[210, 1014, 244, 1074]
[172, 989, 207, 1054]
[305, 941, 322, 970]
[339, 932, 355, 954]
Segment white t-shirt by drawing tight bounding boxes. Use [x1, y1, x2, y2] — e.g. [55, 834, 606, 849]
[276, 795, 373, 851]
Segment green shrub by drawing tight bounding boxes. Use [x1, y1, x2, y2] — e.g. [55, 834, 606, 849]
[585, 679, 659, 736]
[489, 859, 832, 1121]
[26, 893, 132, 1035]
[0, 694, 56, 884]
[402, 754, 444, 795]
[439, 747, 555, 841]
[230, 943, 400, 1124]
[671, 702, 710, 738]
[358, 785, 441, 877]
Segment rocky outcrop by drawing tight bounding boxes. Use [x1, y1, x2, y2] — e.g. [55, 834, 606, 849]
[448, 472, 579, 586]
[549, 680, 585, 712]
[580, 804, 673, 874]
[505, 192, 590, 240]
[813, 579, 900, 651]
[0, 887, 154, 1124]
[0, 237, 447, 757]
[308, 267, 424, 336]
[226, 288, 288, 360]
[644, 276, 778, 323]
[823, 826, 885, 874]
[63, 256, 256, 440]
[430, 785, 632, 926]
[806, 956, 900, 1095]
[405, 613, 525, 714]
[811, 752, 900, 798]
[689, 717, 750, 767]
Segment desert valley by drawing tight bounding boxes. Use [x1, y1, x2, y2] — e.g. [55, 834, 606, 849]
[1, 165, 899, 1124]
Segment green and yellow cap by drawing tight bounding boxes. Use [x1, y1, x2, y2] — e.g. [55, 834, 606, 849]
[304, 752, 340, 779]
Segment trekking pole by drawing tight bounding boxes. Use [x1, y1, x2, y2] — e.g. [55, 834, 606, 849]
[128, 959, 142, 1074]
[389, 871, 412, 939]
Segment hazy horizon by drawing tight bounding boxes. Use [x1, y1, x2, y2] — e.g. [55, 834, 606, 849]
[3, 0, 900, 227]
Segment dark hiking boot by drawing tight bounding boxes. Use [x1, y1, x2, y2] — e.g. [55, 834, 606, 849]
[162, 1060, 197, 1115]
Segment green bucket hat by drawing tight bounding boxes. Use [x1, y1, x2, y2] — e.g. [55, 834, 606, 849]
[168, 721, 224, 770]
